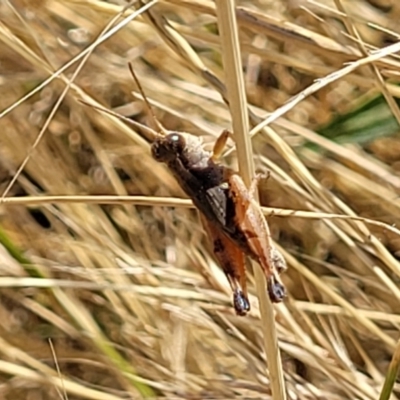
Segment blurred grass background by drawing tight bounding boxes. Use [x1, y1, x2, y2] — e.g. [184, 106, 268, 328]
[1, 0, 400, 399]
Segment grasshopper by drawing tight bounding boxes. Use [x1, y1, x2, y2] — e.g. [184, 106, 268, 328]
[131, 64, 286, 315]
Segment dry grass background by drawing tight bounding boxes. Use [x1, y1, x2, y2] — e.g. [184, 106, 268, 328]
[1, 0, 400, 399]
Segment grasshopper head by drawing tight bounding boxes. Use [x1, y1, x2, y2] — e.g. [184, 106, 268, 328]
[151, 133, 186, 162]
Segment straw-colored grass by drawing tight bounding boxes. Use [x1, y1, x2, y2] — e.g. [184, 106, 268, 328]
[1, 0, 400, 399]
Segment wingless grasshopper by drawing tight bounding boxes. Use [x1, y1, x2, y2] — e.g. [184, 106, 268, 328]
[130, 64, 287, 315]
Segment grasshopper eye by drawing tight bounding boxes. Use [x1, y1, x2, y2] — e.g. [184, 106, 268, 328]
[151, 134, 185, 162]
[166, 133, 185, 154]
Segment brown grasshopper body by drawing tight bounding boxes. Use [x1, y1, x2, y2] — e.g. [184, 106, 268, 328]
[129, 64, 286, 315]
[152, 132, 286, 314]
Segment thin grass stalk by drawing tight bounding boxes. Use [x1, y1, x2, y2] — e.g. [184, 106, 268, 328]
[379, 339, 400, 400]
[214, 1, 286, 399]
[2, 194, 400, 236]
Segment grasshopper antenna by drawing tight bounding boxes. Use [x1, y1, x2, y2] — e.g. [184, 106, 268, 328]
[79, 99, 158, 140]
[128, 62, 167, 137]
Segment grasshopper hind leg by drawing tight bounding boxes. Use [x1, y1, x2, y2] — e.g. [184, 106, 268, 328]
[212, 235, 250, 316]
[201, 215, 250, 316]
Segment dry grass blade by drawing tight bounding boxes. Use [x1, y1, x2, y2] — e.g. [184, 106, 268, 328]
[48, 339, 68, 400]
[3, 193, 400, 236]
[214, 1, 286, 399]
